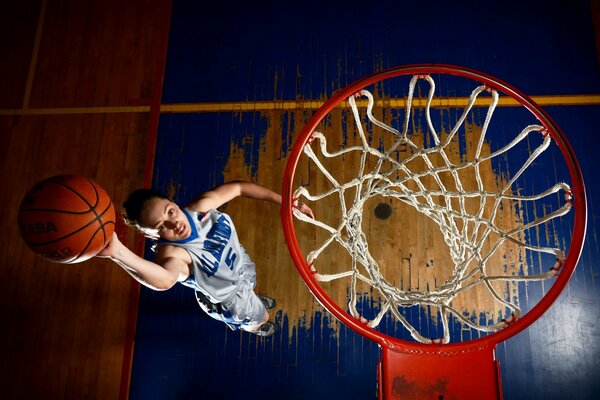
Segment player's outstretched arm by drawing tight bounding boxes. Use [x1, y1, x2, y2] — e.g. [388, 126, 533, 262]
[187, 180, 314, 218]
[187, 181, 278, 211]
[97, 232, 183, 291]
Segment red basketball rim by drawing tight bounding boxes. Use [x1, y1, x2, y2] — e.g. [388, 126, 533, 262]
[281, 64, 588, 352]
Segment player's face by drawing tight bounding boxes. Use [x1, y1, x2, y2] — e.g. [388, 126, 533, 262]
[140, 197, 191, 241]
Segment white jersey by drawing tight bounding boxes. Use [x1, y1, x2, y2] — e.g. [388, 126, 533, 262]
[157, 208, 246, 303]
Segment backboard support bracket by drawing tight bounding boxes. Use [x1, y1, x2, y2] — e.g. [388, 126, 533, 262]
[378, 344, 503, 400]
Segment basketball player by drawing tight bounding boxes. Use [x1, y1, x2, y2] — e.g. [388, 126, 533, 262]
[98, 181, 314, 337]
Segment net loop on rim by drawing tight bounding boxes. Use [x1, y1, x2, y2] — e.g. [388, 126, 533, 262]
[291, 73, 573, 344]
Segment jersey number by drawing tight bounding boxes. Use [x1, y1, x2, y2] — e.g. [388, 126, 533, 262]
[201, 248, 237, 276]
[225, 248, 237, 270]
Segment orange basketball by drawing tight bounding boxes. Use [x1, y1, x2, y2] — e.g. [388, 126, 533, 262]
[18, 175, 116, 263]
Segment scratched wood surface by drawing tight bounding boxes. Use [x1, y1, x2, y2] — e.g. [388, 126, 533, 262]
[0, 1, 171, 399]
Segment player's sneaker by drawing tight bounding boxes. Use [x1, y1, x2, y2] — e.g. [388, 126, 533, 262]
[258, 295, 276, 310]
[252, 321, 278, 337]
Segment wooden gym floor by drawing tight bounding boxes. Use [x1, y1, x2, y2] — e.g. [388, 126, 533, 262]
[1, 1, 600, 399]
[0, 1, 171, 398]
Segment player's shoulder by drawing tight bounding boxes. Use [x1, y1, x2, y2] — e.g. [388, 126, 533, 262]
[155, 243, 192, 264]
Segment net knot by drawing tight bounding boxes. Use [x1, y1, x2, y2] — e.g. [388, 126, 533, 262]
[292, 197, 304, 210]
[540, 126, 551, 138]
[502, 314, 517, 326]
[352, 90, 368, 99]
[550, 258, 565, 275]
[564, 190, 574, 204]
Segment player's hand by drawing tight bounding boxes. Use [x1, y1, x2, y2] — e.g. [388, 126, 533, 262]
[96, 232, 122, 259]
[297, 202, 315, 219]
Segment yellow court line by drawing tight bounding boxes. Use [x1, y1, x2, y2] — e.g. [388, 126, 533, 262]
[1, 95, 599, 116]
[159, 100, 326, 113]
[160, 94, 600, 113]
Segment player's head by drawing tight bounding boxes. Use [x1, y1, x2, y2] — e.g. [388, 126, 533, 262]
[123, 189, 190, 241]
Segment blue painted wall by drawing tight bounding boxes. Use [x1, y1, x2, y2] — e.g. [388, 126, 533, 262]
[130, 1, 600, 399]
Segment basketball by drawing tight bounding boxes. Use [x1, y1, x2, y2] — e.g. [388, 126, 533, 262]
[18, 175, 116, 264]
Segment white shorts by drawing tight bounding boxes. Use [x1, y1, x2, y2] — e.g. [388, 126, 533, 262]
[194, 254, 267, 330]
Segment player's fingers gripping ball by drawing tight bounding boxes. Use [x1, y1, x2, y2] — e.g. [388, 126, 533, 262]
[18, 175, 116, 263]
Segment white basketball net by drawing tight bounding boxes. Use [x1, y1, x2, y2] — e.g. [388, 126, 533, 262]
[292, 74, 573, 344]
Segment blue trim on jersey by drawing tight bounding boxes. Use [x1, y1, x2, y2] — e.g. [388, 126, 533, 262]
[158, 208, 199, 245]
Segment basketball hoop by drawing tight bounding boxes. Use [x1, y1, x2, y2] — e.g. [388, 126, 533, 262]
[281, 65, 586, 399]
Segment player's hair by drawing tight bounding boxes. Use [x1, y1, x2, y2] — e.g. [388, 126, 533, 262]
[123, 188, 171, 237]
